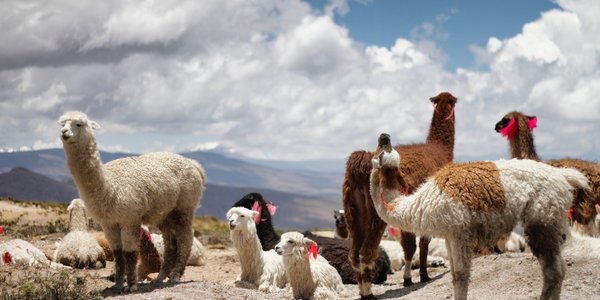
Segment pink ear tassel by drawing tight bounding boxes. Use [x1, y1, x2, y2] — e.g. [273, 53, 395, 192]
[527, 117, 537, 131]
[266, 202, 277, 216]
[250, 201, 262, 224]
[499, 118, 518, 140]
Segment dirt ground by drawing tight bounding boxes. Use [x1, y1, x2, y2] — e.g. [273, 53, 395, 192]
[2, 200, 600, 299]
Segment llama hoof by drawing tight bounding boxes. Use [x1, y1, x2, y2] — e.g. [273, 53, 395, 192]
[403, 278, 413, 286]
[361, 294, 378, 300]
[122, 284, 138, 293]
[420, 274, 431, 283]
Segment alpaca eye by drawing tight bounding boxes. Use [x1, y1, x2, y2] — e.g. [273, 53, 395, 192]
[240, 215, 245, 218]
[287, 240, 293, 244]
[76, 124, 82, 127]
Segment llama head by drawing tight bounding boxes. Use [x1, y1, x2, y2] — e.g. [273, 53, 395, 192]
[333, 209, 348, 239]
[58, 111, 101, 145]
[372, 133, 400, 169]
[226, 207, 259, 234]
[494, 111, 537, 140]
[429, 92, 458, 121]
[274, 232, 317, 258]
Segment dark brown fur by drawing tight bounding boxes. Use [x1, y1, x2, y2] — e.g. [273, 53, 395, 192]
[434, 162, 506, 213]
[495, 111, 600, 224]
[137, 228, 162, 280]
[343, 92, 456, 295]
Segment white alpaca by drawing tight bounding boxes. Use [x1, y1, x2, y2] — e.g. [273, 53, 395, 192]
[1, 239, 50, 266]
[226, 207, 287, 292]
[53, 198, 106, 269]
[370, 133, 588, 300]
[59, 111, 206, 292]
[151, 232, 205, 266]
[563, 230, 600, 260]
[275, 232, 344, 300]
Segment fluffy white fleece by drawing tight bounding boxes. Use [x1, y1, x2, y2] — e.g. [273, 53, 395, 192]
[54, 231, 106, 269]
[0, 239, 49, 266]
[275, 232, 344, 300]
[53, 198, 106, 269]
[227, 207, 287, 293]
[59, 111, 206, 291]
[150, 233, 204, 266]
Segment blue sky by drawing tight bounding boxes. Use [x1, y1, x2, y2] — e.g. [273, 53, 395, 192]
[310, 0, 560, 70]
[0, 0, 598, 164]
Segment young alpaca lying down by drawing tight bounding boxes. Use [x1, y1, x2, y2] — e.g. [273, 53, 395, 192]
[275, 232, 344, 300]
[227, 207, 287, 292]
[232, 193, 391, 284]
[370, 133, 588, 300]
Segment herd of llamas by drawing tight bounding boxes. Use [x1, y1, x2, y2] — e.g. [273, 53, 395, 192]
[0, 95, 598, 300]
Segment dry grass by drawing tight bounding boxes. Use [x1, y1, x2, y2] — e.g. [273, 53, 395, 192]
[193, 215, 231, 248]
[0, 265, 102, 300]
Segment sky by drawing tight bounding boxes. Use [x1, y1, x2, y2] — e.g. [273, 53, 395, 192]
[0, 0, 599, 164]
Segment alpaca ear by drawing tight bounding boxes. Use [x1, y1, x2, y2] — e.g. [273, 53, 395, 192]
[88, 120, 101, 130]
[303, 237, 315, 248]
[429, 96, 439, 103]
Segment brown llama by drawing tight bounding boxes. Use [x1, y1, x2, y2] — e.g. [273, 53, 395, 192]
[495, 111, 600, 228]
[343, 92, 456, 299]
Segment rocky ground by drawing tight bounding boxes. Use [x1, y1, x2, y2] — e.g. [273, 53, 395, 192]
[1, 199, 600, 299]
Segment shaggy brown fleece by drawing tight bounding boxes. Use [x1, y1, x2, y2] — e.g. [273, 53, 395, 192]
[495, 111, 600, 224]
[434, 162, 506, 213]
[343, 92, 457, 294]
[137, 228, 162, 280]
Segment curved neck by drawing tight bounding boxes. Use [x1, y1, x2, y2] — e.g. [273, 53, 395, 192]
[426, 107, 455, 160]
[231, 229, 263, 283]
[509, 125, 540, 160]
[63, 139, 107, 194]
[369, 170, 414, 232]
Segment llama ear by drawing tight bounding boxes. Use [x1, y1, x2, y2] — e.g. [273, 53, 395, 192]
[526, 116, 537, 131]
[88, 120, 101, 130]
[429, 96, 439, 103]
[303, 237, 315, 248]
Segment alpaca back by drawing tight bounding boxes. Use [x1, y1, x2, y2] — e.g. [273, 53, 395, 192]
[94, 152, 205, 224]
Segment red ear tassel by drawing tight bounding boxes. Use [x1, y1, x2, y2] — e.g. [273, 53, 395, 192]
[499, 118, 518, 140]
[389, 226, 397, 237]
[266, 202, 277, 216]
[567, 208, 573, 221]
[306, 242, 318, 259]
[2, 251, 11, 264]
[527, 117, 537, 131]
[0, 226, 4, 235]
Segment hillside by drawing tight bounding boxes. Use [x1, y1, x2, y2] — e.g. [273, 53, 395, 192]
[0, 168, 339, 229]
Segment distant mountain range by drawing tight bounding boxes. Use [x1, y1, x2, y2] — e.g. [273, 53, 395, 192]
[0, 149, 343, 197]
[0, 149, 345, 229]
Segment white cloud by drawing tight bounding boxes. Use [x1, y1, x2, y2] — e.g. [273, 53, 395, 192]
[0, 0, 598, 162]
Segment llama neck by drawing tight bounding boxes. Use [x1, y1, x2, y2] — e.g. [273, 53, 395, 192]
[426, 108, 455, 160]
[284, 254, 316, 299]
[68, 207, 88, 232]
[63, 139, 108, 197]
[231, 229, 263, 284]
[509, 126, 540, 160]
[369, 171, 418, 233]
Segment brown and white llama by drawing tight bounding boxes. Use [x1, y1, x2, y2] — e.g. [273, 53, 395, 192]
[342, 92, 456, 299]
[370, 133, 588, 300]
[495, 111, 600, 231]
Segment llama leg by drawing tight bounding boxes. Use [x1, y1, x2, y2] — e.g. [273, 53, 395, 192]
[154, 223, 176, 283]
[121, 226, 141, 292]
[358, 215, 386, 299]
[447, 238, 472, 300]
[103, 224, 125, 289]
[418, 235, 431, 282]
[525, 224, 566, 300]
[400, 231, 417, 286]
[169, 211, 194, 282]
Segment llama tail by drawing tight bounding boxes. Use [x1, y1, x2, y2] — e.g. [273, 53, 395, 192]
[557, 167, 589, 190]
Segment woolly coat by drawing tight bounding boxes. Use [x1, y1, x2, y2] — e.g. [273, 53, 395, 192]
[275, 232, 344, 300]
[370, 155, 583, 246]
[227, 207, 287, 292]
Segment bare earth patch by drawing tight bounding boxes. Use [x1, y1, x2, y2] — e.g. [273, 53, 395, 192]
[1, 200, 599, 299]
